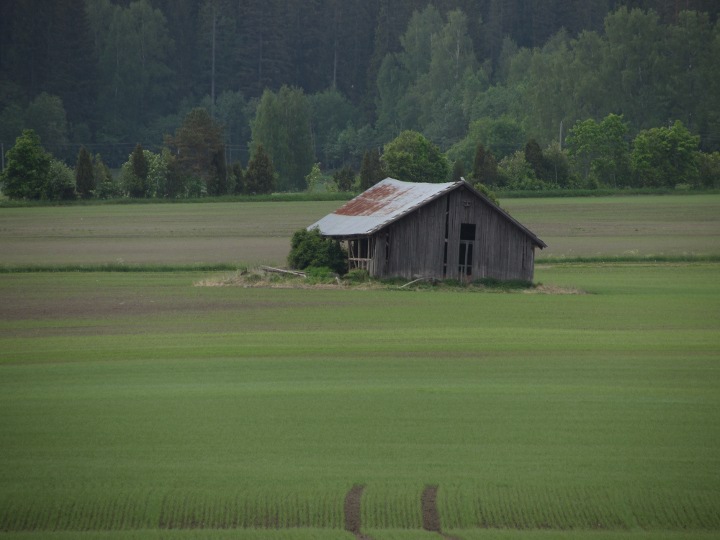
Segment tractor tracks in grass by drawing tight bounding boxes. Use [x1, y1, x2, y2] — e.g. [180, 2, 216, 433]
[345, 484, 373, 540]
[422, 485, 461, 540]
[344, 483, 457, 540]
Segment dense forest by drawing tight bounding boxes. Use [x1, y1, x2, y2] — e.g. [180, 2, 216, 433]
[1, 0, 719, 199]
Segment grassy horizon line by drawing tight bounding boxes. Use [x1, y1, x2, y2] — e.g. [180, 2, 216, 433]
[1, 255, 718, 274]
[2, 187, 719, 208]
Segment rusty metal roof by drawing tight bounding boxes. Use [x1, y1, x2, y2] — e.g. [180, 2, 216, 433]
[309, 178, 457, 237]
[309, 177, 546, 248]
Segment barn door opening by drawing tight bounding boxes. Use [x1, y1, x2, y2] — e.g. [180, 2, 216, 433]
[458, 223, 476, 279]
[348, 237, 374, 270]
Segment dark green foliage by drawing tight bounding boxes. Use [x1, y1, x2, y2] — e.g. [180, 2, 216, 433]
[698, 152, 720, 188]
[566, 114, 631, 187]
[381, 130, 449, 183]
[162, 155, 185, 199]
[451, 160, 464, 182]
[128, 144, 149, 198]
[524, 139, 550, 182]
[473, 182, 500, 207]
[23, 93, 69, 157]
[2, 1, 719, 193]
[245, 144, 275, 195]
[309, 89, 361, 169]
[333, 166, 355, 192]
[250, 86, 314, 191]
[75, 146, 94, 198]
[343, 268, 370, 283]
[287, 227, 348, 275]
[359, 148, 385, 190]
[206, 146, 228, 196]
[165, 107, 225, 192]
[93, 153, 122, 199]
[230, 162, 245, 194]
[472, 143, 499, 187]
[543, 142, 572, 188]
[631, 121, 700, 188]
[1, 129, 52, 200]
[46, 159, 76, 200]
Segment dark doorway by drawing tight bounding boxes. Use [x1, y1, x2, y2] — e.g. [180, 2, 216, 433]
[459, 223, 476, 277]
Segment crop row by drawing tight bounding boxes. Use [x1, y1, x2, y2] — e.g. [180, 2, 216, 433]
[2, 485, 718, 533]
[0, 487, 344, 532]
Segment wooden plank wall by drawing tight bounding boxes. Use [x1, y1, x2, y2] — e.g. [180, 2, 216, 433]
[368, 187, 536, 281]
[371, 195, 447, 279]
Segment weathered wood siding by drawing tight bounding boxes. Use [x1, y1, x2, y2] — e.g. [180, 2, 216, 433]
[368, 186, 536, 281]
[447, 186, 535, 281]
[370, 194, 447, 279]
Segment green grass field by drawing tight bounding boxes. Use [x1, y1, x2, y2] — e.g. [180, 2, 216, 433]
[1, 196, 719, 539]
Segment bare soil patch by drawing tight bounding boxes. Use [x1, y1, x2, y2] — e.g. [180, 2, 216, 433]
[422, 485, 461, 540]
[421, 485, 441, 532]
[344, 485, 372, 540]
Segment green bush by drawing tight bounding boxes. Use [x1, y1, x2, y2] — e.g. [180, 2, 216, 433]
[287, 228, 348, 274]
[304, 266, 337, 284]
[344, 268, 370, 283]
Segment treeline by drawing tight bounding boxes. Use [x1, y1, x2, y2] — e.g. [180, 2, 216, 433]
[1, 1, 720, 199]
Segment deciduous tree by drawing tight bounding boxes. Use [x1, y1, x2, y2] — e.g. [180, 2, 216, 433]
[381, 130, 449, 183]
[1, 129, 52, 200]
[631, 121, 700, 187]
[250, 86, 314, 191]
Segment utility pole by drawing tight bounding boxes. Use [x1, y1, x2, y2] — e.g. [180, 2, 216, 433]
[210, 2, 217, 119]
[1, 142, 4, 173]
[559, 120, 563, 150]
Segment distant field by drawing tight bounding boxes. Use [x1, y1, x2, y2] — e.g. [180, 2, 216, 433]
[0, 194, 718, 266]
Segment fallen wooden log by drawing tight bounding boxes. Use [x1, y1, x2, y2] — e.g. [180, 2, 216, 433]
[260, 265, 307, 277]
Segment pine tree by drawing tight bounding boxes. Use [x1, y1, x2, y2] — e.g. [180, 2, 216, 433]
[206, 146, 228, 196]
[165, 108, 225, 190]
[333, 166, 356, 192]
[472, 143, 499, 186]
[129, 143, 149, 197]
[245, 144, 275, 195]
[75, 145, 95, 198]
[452, 160, 464, 182]
[230, 161, 244, 194]
[359, 148, 384, 190]
[524, 139, 550, 182]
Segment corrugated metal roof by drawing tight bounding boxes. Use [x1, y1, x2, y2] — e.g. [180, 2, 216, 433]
[308, 178, 457, 237]
[309, 177, 546, 248]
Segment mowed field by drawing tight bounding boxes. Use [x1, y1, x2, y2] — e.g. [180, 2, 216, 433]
[1, 195, 719, 539]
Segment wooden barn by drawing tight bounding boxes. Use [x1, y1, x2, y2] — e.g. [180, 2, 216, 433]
[309, 178, 546, 282]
